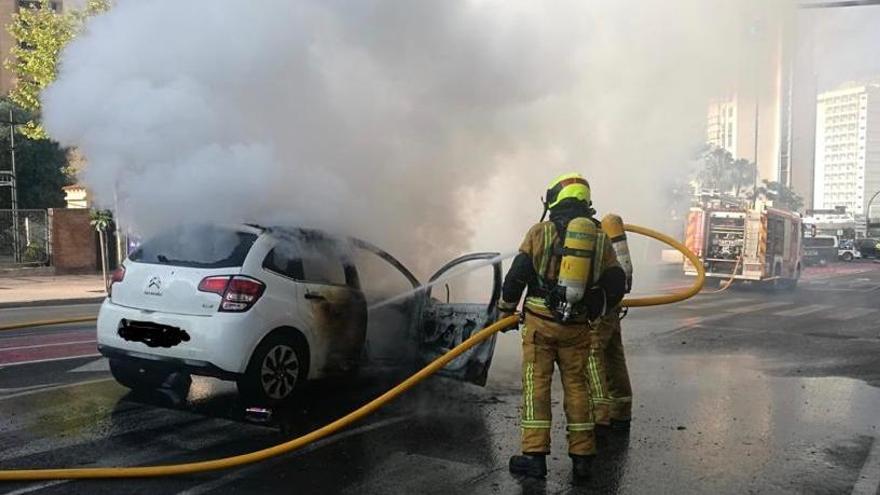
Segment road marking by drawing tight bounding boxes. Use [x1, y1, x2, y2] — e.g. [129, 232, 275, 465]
[0, 382, 60, 394]
[677, 297, 751, 310]
[0, 339, 96, 352]
[2, 480, 68, 495]
[69, 357, 109, 373]
[724, 301, 791, 314]
[852, 436, 880, 495]
[0, 328, 93, 342]
[828, 308, 879, 321]
[772, 304, 831, 317]
[0, 377, 112, 402]
[660, 313, 740, 335]
[177, 415, 412, 495]
[0, 419, 236, 495]
[0, 353, 101, 368]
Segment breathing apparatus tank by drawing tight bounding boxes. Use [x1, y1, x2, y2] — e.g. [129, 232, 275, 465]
[551, 217, 598, 322]
[601, 213, 633, 293]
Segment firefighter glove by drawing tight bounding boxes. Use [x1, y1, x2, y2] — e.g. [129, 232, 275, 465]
[583, 287, 607, 320]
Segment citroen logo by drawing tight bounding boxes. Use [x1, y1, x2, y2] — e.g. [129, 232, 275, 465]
[145, 276, 163, 296]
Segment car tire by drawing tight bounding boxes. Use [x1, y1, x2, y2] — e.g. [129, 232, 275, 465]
[109, 358, 182, 392]
[238, 332, 309, 406]
[842, 252, 854, 262]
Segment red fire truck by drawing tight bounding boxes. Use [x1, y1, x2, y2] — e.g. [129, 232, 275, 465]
[684, 202, 803, 289]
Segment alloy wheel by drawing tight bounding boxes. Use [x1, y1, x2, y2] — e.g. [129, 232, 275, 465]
[260, 344, 299, 400]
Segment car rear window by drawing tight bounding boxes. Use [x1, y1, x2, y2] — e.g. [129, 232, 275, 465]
[129, 225, 258, 268]
[803, 237, 835, 248]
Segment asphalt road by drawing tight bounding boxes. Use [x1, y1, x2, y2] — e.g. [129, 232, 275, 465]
[1, 265, 880, 494]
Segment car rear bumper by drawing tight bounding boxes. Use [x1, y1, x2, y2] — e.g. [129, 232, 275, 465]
[98, 344, 241, 380]
[97, 300, 262, 375]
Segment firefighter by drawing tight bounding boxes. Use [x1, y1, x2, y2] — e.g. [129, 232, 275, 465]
[497, 173, 627, 479]
[589, 214, 634, 430]
[588, 309, 633, 429]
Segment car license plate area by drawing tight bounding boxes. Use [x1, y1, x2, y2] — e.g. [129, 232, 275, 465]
[118, 319, 191, 348]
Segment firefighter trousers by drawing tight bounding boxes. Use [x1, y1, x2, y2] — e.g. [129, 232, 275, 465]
[521, 314, 596, 456]
[587, 311, 633, 424]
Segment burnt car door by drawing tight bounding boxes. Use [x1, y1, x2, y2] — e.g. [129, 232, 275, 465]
[350, 240, 501, 386]
[419, 253, 502, 386]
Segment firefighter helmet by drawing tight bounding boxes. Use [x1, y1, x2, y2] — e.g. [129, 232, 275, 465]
[545, 173, 591, 210]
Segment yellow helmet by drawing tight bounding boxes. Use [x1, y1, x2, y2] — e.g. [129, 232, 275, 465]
[545, 172, 591, 210]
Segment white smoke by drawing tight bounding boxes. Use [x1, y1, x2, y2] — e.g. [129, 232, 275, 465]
[43, 0, 794, 277]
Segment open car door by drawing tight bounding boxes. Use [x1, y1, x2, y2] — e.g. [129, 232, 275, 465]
[349, 239, 501, 386]
[419, 253, 502, 386]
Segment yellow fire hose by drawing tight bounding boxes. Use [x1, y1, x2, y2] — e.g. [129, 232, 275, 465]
[0, 224, 704, 481]
[704, 256, 741, 295]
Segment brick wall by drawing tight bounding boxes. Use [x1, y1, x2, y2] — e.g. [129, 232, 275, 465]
[49, 208, 97, 274]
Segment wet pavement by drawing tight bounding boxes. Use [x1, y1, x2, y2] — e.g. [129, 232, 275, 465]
[1, 264, 880, 494]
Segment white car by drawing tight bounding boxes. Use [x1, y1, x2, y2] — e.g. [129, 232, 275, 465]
[98, 224, 501, 405]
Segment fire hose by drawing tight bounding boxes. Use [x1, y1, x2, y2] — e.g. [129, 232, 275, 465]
[0, 224, 704, 481]
[703, 256, 742, 295]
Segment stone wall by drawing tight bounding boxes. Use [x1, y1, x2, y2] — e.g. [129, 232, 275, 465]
[49, 208, 97, 274]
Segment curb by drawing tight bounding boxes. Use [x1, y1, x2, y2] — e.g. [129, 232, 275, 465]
[0, 296, 106, 310]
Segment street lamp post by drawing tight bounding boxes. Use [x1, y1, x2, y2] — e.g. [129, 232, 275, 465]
[0, 107, 19, 263]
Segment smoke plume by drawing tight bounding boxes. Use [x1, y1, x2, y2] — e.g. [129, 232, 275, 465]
[43, 0, 794, 277]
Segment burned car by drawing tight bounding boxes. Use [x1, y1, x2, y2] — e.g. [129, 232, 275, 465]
[97, 224, 500, 405]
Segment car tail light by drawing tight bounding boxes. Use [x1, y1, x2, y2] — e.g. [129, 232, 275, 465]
[198, 276, 230, 296]
[198, 275, 265, 312]
[108, 265, 126, 296]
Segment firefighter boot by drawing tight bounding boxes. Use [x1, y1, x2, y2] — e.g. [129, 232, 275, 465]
[570, 454, 594, 479]
[610, 418, 631, 431]
[509, 454, 547, 478]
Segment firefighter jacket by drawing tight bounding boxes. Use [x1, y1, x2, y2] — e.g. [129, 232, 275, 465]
[499, 218, 626, 323]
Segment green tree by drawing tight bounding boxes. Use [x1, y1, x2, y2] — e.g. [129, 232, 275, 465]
[756, 180, 804, 212]
[5, 0, 110, 139]
[0, 100, 72, 209]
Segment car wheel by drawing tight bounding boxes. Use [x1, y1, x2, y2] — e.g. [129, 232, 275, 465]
[842, 252, 854, 262]
[238, 332, 309, 406]
[109, 358, 183, 392]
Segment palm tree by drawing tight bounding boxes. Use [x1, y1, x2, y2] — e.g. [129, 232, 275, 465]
[698, 147, 758, 199]
[90, 209, 113, 291]
[730, 158, 757, 198]
[699, 148, 733, 192]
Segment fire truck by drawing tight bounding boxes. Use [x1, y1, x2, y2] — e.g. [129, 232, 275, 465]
[683, 200, 804, 289]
